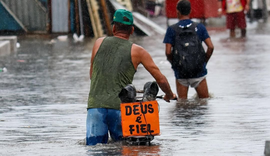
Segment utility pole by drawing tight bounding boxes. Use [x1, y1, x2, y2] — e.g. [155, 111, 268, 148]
[48, 0, 52, 33]
[74, 0, 80, 35]
[100, 0, 113, 36]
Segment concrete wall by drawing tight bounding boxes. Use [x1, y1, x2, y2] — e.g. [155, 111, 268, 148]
[51, 0, 69, 33]
[1, 0, 47, 32]
[0, 41, 10, 57]
[0, 36, 17, 56]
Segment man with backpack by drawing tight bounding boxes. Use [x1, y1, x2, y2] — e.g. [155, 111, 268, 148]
[163, 0, 214, 99]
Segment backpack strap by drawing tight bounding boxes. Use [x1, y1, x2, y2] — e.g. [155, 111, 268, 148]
[171, 22, 198, 35]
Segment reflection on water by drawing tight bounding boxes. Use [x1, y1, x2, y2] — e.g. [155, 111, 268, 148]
[171, 99, 208, 128]
[121, 144, 161, 156]
[163, 99, 210, 144]
[86, 143, 161, 156]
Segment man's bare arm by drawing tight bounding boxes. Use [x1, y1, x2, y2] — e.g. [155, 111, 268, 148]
[165, 43, 173, 64]
[132, 44, 176, 102]
[204, 38, 214, 64]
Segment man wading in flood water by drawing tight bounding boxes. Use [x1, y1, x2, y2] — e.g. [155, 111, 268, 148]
[86, 9, 177, 145]
[163, 0, 214, 99]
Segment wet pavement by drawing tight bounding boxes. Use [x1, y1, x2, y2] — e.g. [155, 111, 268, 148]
[1, 15, 270, 156]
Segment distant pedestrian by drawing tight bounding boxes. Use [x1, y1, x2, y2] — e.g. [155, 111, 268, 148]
[218, 0, 250, 38]
[163, 0, 214, 99]
[145, 0, 164, 17]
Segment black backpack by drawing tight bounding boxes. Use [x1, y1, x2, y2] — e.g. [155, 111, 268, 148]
[171, 22, 206, 78]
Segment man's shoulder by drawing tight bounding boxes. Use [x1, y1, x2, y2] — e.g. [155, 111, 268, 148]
[98, 36, 106, 40]
[132, 43, 144, 52]
[131, 44, 150, 59]
[93, 37, 106, 48]
[196, 23, 207, 32]
[168, 20, 186, 28]
[169, 22, 180, 27]
[169, 20, 196, 29]
[95, 37, 106, 43]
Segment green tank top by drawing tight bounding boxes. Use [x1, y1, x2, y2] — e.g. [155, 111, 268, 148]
[87, 37, 136, 110]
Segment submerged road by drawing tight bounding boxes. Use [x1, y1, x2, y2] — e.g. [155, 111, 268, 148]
[0, 16, 270, 156]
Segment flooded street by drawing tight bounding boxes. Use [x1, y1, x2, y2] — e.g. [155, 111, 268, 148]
[1, 16, 270, 156]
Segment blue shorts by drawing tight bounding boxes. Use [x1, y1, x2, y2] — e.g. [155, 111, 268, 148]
[86, 108, 123, 145]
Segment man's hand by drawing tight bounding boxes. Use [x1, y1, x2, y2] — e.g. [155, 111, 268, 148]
[163, 93, 177, 102]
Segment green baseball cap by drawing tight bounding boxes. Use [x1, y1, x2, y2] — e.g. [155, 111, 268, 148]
[113, 9, 133, 25]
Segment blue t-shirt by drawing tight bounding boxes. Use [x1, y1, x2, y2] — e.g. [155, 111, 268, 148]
[163, 19, 210, 79]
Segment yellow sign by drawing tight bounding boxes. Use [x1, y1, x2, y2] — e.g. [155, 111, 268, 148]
[120, 100, 160, 137]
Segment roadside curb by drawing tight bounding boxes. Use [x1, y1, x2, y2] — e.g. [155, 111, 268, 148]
[0, 36, 17, 54]
[0, 40, 10, 57]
